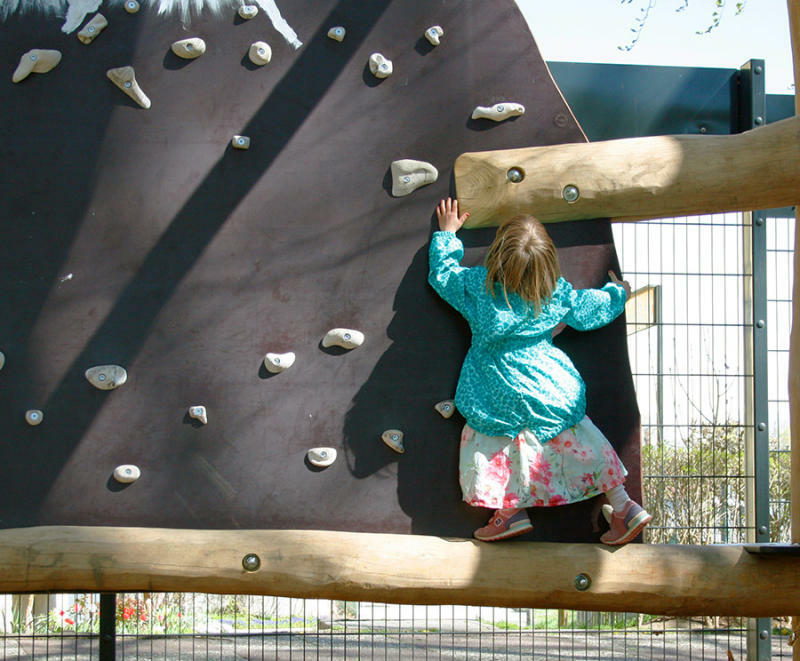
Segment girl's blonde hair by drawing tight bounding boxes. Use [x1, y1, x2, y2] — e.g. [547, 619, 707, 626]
[484, 215, 561, 312]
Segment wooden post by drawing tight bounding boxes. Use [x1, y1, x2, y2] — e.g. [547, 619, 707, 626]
[454, 116, 800, 228]
[787, 1, 800, 656]
[0, 526, 799, 616]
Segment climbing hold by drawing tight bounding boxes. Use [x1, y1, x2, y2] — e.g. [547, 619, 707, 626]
[106, 66, 151, 109]
[124, 0, 140, 13]
[25, 409, 43, 426]
[12, 49, 62, 83]
[85, 364, 128, 390]
[471, 103, 526, 122]
[77, 13, 107, 44]
[424, 25, 444, 46]
[327, 26, 345, 41]
[113, 464, 140, 483]
[232, 135, 251, 150]
[390, 159, 438, 197]
[171, 38, 206, 59]
[434, 399, 456, 418]
[368, 53, 392, 79]
[238, 4, 258, 19]
[248, 41, 272, 65]
[307, 447, 337, 467]
[189, 405, 207, 424]
[322, 328, 364, 350]
[264, 351, 296, 373]
[381, 429, 404, 454]
[0, 351, 4, 371]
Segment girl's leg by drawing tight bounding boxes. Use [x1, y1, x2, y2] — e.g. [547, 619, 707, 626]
[600, 485, 652, 546]
[473, 507, 532, 542]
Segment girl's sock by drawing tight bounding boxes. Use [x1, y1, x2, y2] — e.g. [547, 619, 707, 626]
[605, 485, 630, 512]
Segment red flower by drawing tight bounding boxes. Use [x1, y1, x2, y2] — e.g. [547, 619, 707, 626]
[122, 607, 134, 620]
[140, 614, 148, 622]
[65, 618, 75, 626]
[486, 451, 511, 484]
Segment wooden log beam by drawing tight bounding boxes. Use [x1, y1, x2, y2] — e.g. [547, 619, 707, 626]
[1, 526, 799, 617]
[454, 116, 800, 228]
[787, 0, 800, 655]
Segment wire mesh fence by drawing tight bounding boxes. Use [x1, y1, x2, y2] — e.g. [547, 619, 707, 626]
[1, 212, 795, 659]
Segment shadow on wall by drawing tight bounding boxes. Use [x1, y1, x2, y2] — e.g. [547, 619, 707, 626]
[344, 218, 641, 542]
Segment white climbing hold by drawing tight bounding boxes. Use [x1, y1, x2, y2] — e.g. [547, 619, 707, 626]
[232, 135, 251, 150]
[264, 351, 296, 373]
[107, 66, 151, 109]
[77, 13, 107, 44]
[0, 351, 4, 371]
[327, 26, 345, 41]
[434, 399, 456, 418]
[381, 429, 404, 454]
[171, 37, 206, 59]
[238, 4, 258, 19]
[124, 0, 140, 13]
[322, 328, 364, 350]
[113, 464, 140, 483]
[424, 25, 444, 46]
[12, 49, 62, 83]
[248, 41, 272, 65]
[368, 52, 392, 79]
[85, 364, 128, 390]
[471, 102, 526, 122]
[189, 405, 207, 424]
[25, 409, 43, 426]
[390, 159, 438, 197]
[307, 447, 337, 467]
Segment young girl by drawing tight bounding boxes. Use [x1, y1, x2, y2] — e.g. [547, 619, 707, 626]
[429, 197, 651, 545]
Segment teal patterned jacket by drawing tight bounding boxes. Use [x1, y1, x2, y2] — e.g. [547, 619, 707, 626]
[428, 231, 627, 440]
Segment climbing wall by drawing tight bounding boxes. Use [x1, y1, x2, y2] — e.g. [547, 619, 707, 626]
[0, 0, 641, 541]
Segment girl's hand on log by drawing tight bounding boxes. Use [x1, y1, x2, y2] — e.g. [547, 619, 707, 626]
[608, 270, 632, 300]
[436, 197, 469, 233]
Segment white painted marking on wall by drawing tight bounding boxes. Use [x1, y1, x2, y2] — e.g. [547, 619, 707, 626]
[62, 0, 101, 32]
[254, 0, 302, 49]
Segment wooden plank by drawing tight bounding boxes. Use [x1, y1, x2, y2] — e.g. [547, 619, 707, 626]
[454, 116, 800, 228]
[786, 0, 800, 655]
[1, 526, 799, 616]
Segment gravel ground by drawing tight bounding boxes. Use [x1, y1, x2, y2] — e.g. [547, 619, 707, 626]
[1, 629, 793, 660]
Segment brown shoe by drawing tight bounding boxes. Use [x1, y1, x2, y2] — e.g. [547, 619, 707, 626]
[600, 500, 652, 546]
[474, 509, 532, 542]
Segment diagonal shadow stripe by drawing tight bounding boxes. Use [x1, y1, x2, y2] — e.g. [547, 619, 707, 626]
[16, 0, 394, 523]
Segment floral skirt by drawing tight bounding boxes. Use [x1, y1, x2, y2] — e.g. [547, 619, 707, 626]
[459, 416, 627, 509]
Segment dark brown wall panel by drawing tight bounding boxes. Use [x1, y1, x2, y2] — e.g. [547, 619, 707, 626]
[0, 0, 640, 541]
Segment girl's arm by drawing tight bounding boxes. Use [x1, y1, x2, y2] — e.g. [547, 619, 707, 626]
[562, 271, 630, 331]
[428, 198, 471, 314]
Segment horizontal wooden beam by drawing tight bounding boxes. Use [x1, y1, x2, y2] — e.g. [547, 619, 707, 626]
[1, 526, 799, 616]
[454, 115, 800, 228]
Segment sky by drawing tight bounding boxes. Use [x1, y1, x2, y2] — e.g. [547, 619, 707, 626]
[516, 0, 794, 94]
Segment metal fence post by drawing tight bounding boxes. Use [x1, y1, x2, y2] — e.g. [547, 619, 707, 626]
[99, 593, 116, 661]
[740, 58, 772, 661]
